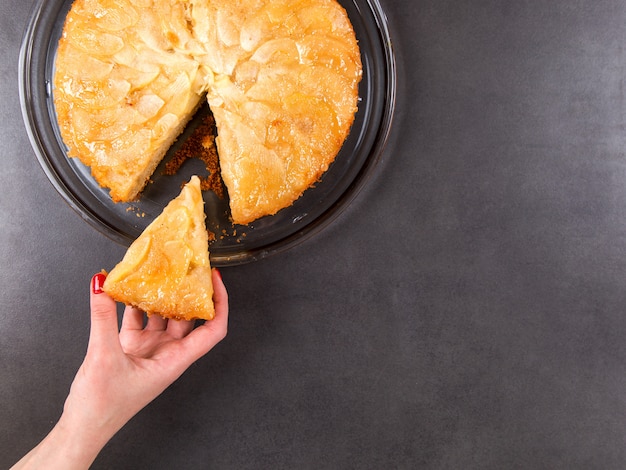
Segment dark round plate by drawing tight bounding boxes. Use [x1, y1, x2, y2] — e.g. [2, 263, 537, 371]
[19, 0, 396, 266]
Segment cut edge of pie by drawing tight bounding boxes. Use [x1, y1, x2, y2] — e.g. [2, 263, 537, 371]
[102, 175, 215, 321]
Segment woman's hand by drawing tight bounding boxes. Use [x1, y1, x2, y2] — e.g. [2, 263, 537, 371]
[12, 269, 228, 470]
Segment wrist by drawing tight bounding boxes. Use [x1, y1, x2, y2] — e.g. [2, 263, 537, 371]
[55, 412, 113, 464]
[10, 413, 111, 470]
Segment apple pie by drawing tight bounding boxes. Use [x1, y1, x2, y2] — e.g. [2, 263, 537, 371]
[102, 176, 215, 321]
[54, 0, 362, 225]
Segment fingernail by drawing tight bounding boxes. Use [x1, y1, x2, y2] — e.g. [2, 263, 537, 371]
[214, 268, 222, 281]
[92, 273, 106, 294]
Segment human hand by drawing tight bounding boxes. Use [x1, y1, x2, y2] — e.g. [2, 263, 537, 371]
[12, 269, 228, 470]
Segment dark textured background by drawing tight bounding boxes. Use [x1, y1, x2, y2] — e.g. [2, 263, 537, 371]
[3, 0, 626, 468]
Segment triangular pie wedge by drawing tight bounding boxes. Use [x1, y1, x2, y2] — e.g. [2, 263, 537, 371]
[103, 176, 214, 321]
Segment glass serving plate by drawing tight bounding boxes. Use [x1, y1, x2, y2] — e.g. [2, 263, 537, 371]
[19, 0, 396, 266]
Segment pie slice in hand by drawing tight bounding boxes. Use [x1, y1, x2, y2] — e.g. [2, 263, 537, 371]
[103, 176, 214, 321]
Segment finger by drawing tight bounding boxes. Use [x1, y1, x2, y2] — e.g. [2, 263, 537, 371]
[145, 313, 167, 331]
[177, 269, 229, 363]
[212, 268, 229, 319]
[167, 318, 195, 339]
[179, 314, 228, 363]
[89, 273, 122, 352]
[121, 305, 144, 331]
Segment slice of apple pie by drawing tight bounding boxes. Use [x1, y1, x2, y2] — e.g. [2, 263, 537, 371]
[103, 176, 214, 321]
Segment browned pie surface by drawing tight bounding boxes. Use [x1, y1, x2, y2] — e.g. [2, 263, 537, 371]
[54, 0, 362, 224]
[103, 176, 215, 321]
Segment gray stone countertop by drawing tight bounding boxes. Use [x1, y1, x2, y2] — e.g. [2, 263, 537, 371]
[3, 0, 626, 468]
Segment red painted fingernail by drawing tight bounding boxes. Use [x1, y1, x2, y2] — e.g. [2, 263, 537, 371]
[92, 273, 106, 294]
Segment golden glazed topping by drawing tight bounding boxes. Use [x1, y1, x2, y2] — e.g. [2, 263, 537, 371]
[103, 176, 215, 321]
[54, 0, 362, 224]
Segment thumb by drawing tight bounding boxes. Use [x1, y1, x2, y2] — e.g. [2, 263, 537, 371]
[89, 273, 121, 352]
